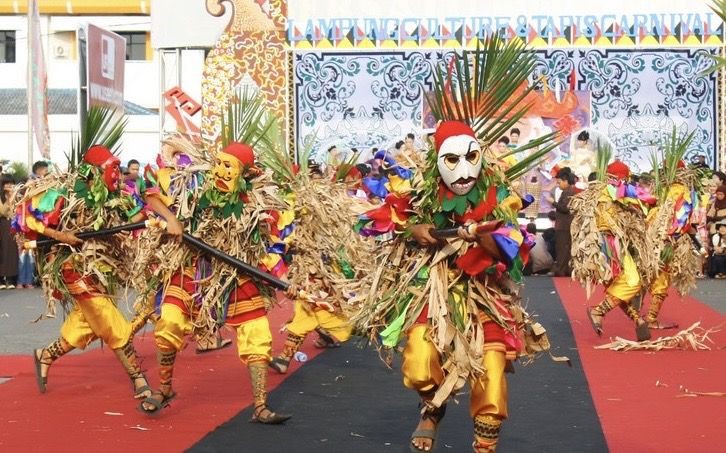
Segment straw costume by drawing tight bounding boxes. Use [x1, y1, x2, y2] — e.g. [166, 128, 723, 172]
[266, 154, 375, 375]
[14, 114, 181, 400]
[354, 38, 561, 453]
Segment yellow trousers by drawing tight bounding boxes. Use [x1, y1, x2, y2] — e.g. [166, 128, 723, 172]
[401, 324, 508, 419]
[649, 270, 671, 298]
[60, 296, 131, 350]
[154, 304, 272, 363]
[605, 271, 641, 302]
[286, 300, 352, 342]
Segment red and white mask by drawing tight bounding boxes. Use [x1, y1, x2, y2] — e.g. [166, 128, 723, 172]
[434, 121, 482, 195]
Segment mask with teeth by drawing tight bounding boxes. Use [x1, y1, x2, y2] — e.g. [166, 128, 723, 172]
[434, 121, 482, 196]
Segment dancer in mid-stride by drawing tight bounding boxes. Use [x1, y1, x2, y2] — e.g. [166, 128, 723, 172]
[137, 136, 291, 424]
[14, 140, 181, 399]
[571, 158, 656, 342]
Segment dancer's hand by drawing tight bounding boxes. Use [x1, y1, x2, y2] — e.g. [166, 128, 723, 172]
[475, 231, 502, 260]
[285, 284, 299, 299]
[58, 232, 83, 246]
[409, 224, 439, 246]
[165, 217, 183, 241]
[457, 222, 477, 242]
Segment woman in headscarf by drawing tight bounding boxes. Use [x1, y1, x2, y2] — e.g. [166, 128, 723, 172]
[707, 185, 726, 235]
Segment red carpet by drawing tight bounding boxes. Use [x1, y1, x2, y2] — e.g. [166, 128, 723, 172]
[553, 278, 726, 453]
[0, 299, 322, 452]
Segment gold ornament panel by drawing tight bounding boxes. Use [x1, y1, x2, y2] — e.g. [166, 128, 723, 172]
[202, 0, 288, 151]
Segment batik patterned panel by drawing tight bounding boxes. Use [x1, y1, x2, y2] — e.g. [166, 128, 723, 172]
[294, 48, 717, 170]
[294, 51, 437, 162]
[532, 48, 717, 171]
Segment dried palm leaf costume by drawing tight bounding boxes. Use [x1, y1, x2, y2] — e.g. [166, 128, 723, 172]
[13, 145, 154, 399]
[641, 162, 702, 330]
[126, 137, 232, 353]
[268, 160, 377, 375]
[572, 160, 658, 341]
[355, 121, 554, 452]
[137, 141, 291, 423]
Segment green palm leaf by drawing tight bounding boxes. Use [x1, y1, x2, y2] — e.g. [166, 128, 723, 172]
[595, 139, 614, 182]
[334, 151, 361, 181]
[649, 127, 696, 201]
[709, 0, 726, 22]
[700, 2, 726, 75]
[65, 106, 127, 171]
[425, 36, 560, 177]
[220, 87, 283, 156]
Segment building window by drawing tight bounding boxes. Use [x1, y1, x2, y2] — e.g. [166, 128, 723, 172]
[116, 32, 146, 60]
[0, 31, 16, 63]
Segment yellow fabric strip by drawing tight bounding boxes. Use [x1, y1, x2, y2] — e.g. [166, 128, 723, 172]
[0, 0, 147, 14]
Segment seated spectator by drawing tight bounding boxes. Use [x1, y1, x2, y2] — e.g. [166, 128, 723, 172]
[707, 185, 726, 235]
[712, 171, 725, 193]
[709, 221, 726, 278]
[523, 223, 554, 276]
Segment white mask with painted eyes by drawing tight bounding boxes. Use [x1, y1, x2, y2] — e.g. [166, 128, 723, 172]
[437, 135, 482, 195]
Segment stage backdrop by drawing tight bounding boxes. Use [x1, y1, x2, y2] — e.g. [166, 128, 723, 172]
[294, 48, 716, 172]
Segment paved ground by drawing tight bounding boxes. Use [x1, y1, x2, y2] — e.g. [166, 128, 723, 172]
[0, 288, 142, 354]
[1, 278, 723, 355]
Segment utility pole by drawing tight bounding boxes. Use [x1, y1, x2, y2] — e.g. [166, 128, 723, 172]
[26, 0, 33, 168]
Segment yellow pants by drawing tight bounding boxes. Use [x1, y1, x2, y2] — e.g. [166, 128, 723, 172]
[401, 324, 508, 419]
[154, 304, 272, 363]
[606, 272, 641, 302]
[286, 300, 352, 342]
[60, 296, 131, 350]
[649, 270, 671, 298]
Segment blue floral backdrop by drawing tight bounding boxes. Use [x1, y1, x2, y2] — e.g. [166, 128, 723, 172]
[294, 48, 717, 171]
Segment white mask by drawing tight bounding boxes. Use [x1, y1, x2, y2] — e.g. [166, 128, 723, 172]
[437, 135, 482, 195]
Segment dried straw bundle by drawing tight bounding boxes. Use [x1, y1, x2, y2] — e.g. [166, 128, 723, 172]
[15, 173, 136, 318]
[132, 170, 286, 332]
[668, 234, 700, 295]
[569, 183, 657, 298]
[353, 236, 550, 406]
[594, 322, 718, 352]
[286, 176, 376, 317]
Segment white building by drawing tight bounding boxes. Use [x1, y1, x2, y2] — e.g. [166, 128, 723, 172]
[0, 0, 206, 170]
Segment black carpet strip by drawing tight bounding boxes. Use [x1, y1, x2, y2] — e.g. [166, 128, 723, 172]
[190, 277, 607, 452]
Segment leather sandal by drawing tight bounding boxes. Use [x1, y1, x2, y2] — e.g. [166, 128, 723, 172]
[138, 390, 177, 416]
[586, 307, 603, 336]
[410, 404, 446, 452]
[249, 404, 291, 425]
[33, 349, 50, 393]
[268, 357, 290, 374]
[131, 373, 153, 399]
[196, 337, 232, 354]
[635, 322, 652, 342]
